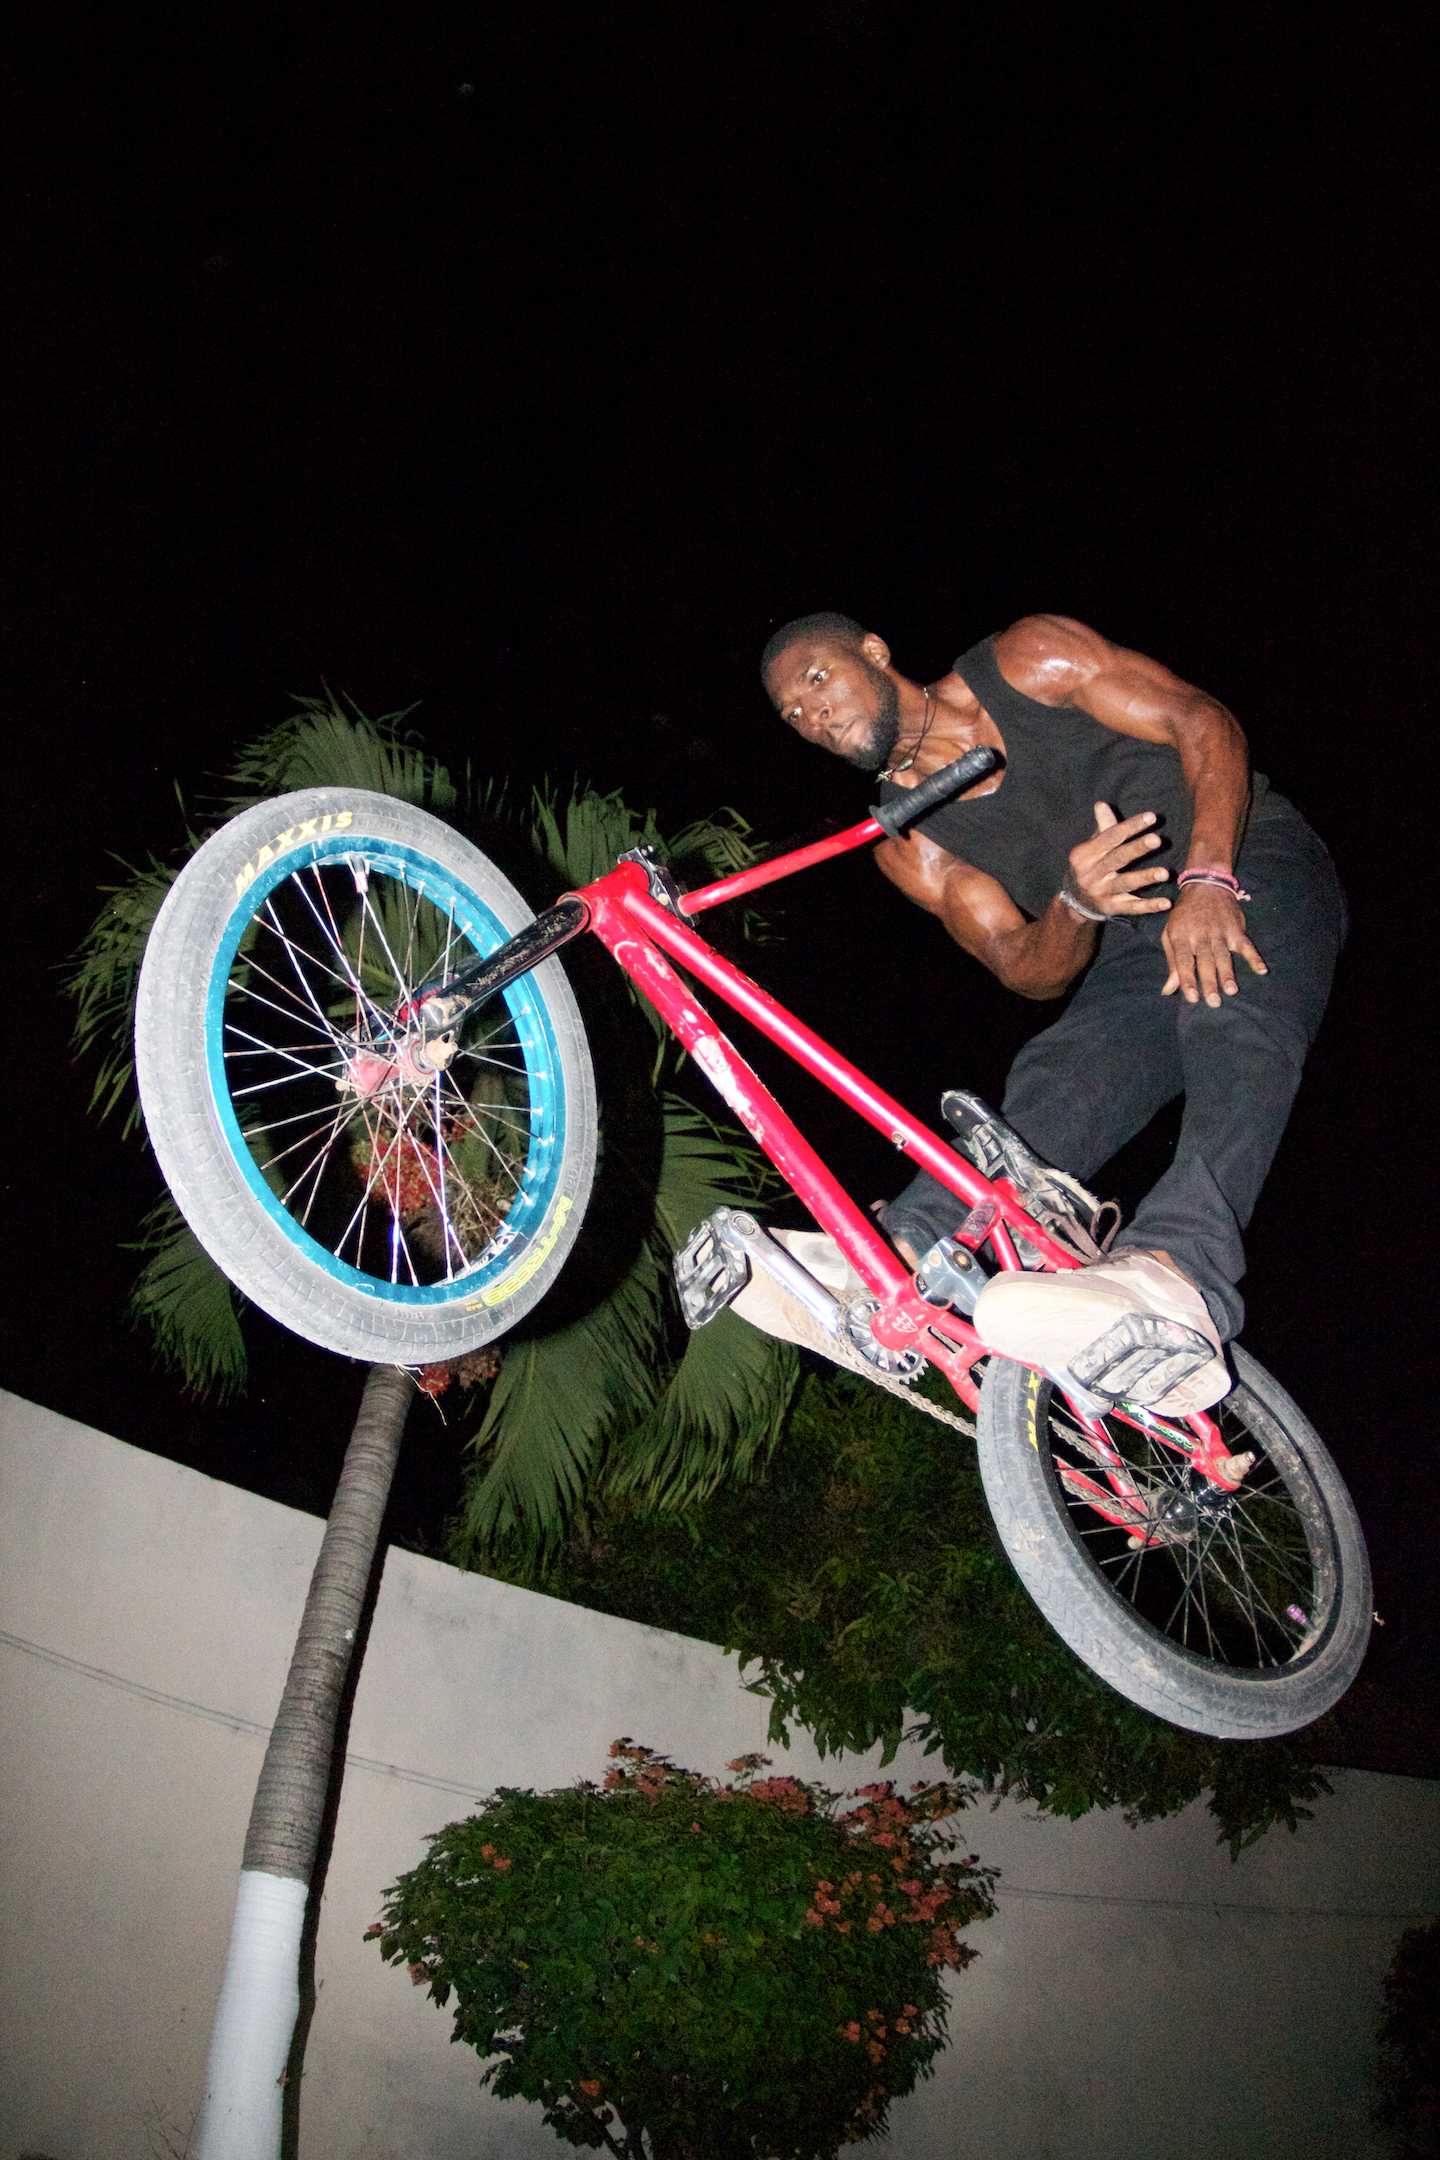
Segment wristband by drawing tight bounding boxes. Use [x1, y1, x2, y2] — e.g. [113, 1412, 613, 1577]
[1176, 868, 1252, 902]
[1058, 879, 1107, 923]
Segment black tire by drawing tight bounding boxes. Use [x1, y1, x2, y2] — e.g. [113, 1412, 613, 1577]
[976, 1347, 1371, 1737]
[135, 787, 597, 1363]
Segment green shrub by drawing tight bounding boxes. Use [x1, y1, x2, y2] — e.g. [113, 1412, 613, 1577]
[370, 1741, 994, 2158]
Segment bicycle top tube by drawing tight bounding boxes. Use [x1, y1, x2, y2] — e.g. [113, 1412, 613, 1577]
[681, 813, 885, 915]
[681, 745, 1004, 916]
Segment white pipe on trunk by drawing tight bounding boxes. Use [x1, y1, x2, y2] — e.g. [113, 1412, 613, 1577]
[197, 1869, 308, 2160]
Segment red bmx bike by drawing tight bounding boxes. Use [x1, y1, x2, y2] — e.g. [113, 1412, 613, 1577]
[135, 759, 1370, 1741]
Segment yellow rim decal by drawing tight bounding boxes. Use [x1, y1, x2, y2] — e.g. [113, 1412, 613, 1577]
[467, 1194, 574, 1308]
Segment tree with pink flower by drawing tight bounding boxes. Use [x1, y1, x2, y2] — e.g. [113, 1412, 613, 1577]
[370, 1740, 995, 2158]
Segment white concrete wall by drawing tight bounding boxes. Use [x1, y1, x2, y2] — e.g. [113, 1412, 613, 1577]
[2, 1387, 1435, 2160]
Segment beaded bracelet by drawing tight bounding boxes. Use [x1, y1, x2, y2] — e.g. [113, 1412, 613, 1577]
[1177, 868, 1252, 902]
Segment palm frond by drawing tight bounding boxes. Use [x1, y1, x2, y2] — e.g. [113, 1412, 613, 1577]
[647, 1094, 783, 1246]
[127, 1195, 247, 1398]
[603, 1094, 796, 1508]
[667, 807, 762, 881]
[529, 785, 658, 887]
[606, 1308, 797, 1511]
[455, 1240, 671, 1558]
[217, 691, 457, 814]
[65, 858, 181, 1135]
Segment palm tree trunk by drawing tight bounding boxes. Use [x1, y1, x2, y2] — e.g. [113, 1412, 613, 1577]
[196, 1363, 416, 2160]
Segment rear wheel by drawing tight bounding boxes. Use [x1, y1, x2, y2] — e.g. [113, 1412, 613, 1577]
[976, 1347, 1371, 1737]
[135, 787, 596, 1362]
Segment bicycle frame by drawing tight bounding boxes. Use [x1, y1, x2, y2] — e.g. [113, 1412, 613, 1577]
[551, 820, 1236, 1503]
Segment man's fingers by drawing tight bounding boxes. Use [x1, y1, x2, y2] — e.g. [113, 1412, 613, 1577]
[1113, 863, 1170, 890]
[1093, 802, 1119, 830]
[1201, 946, 1231, 1006]
[1162, 927, 1201, 1003]
[1233, 933, 1269, 976]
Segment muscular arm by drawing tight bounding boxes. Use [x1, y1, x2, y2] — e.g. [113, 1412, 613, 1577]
[875, 806, 1169, 1000]
[1003, 614, 1252, 873]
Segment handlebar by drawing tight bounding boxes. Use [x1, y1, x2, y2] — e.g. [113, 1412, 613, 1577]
[868, 744, 1005, 839]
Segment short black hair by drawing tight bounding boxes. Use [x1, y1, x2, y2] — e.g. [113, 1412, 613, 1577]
[759, 611, 867, 685]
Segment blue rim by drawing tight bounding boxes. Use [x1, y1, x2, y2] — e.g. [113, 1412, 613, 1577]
[204, 831, 571, 1306]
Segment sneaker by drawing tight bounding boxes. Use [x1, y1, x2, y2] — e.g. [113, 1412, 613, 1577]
[971, 1248, 1231, 1416]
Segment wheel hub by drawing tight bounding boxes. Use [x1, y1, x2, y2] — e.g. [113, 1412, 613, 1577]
[1134, 1468, 1244, 1548]
[338, 1021, 459, 1098]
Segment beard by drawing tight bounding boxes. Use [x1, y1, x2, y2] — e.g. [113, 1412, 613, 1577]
[838, 664, 902, 771]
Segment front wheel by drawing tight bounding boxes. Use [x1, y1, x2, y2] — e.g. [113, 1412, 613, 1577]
[976, 1348, 1371, 1737]
[135, 788, 597, 1363]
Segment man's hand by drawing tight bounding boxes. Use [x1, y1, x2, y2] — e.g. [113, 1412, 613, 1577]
[1067, 803, 1174, 915]
[1161, 883, 1268, 1006]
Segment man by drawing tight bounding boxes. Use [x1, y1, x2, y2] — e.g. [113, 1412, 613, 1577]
[761, 610, 1346, 1414]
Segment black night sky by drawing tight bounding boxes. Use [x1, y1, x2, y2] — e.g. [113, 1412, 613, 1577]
[5, 7, 1434, 1764]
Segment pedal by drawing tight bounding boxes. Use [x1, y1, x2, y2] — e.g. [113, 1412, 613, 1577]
[952, 1201, 998, 1251]
[913, 1235, 982, 1315]
[1068, 1313, 1217, 1406]
[674, 1211, 750, 1328]
[941, 1090, 1118, 1265]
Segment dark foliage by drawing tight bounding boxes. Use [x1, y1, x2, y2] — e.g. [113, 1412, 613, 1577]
[465, 1368, 1332, 1855]
[1376, 1917, 1440, 2154]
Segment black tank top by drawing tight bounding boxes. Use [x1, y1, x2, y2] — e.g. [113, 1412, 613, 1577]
[879, 636, 1269, 933]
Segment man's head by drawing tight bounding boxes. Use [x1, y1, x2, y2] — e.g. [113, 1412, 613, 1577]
[761, 611, 901, 773]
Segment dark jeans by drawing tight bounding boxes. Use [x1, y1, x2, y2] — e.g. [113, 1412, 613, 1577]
[884, 795, 1346, 1341]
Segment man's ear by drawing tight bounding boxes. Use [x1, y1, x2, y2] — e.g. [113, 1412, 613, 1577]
[861, 631, 891, 669]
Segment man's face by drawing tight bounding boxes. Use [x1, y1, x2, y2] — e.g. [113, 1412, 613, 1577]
[767, 639, 901, 772]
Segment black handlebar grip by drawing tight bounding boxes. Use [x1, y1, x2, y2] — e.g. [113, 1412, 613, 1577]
[870, 744, 1005, 838]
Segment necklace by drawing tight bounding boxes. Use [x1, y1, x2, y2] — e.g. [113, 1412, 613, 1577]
[880, 685, 936, 782]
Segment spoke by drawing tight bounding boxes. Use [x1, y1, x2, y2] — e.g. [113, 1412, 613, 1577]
[218, 851, 551, 1296]
[291, 864, 372, 983]
[224, 1019, 343, 1083]
[1043, 1366, 1330, 1676]
[1167, 1537, 1222, 1659]
[229, 1069, 335, 1101]
[262, 897, 363, 1037]
[401, 881, 422, 995]
[1202, 1523, 1277, 1663]
[440, 893, 460, 983]
[356, 882, 418, 1012]
[223, 1040, 331, 1059]
[301, 859, 353, 967]
[284, 1100, 353, 1222]
[229, 963, 355, 1042]
[432, 1071, 468, 1279]
[241, 1103, 348, 1143]
[293, 862, 424, 1039]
